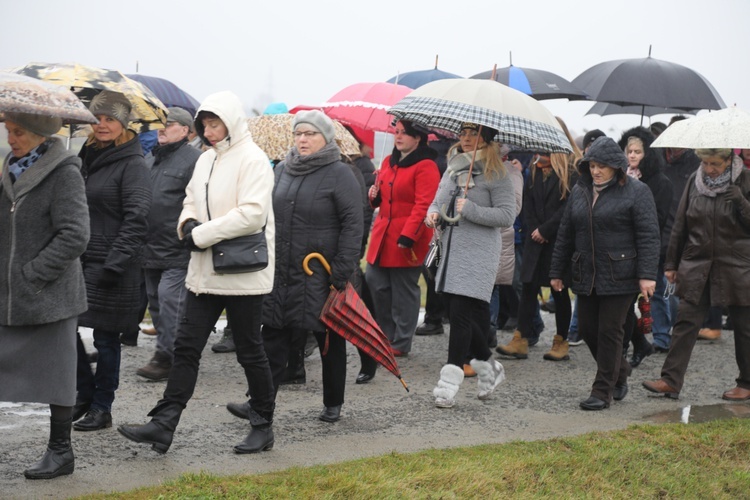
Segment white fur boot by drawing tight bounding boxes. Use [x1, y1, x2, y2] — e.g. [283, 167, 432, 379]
[433, 364, 465, 408]
[470, 358, 506, 400]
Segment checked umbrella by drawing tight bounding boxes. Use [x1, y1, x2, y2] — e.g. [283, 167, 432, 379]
[303, 253, 409, 392]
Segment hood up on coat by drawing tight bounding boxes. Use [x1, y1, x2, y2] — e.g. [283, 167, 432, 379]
[578, 136, 629, 183]
[617, 126, 664, 180]
[194, 91, 250, 151]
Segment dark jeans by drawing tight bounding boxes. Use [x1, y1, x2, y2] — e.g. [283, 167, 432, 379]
[578, 291, 635, 402]
[76, 329, 121, 412]
[444, 293, 492, 367]
[263, 326, 346, 407]
[703, 305, 723, 329]
[518, 283, 571, 340]
[158, 292, 274, 421]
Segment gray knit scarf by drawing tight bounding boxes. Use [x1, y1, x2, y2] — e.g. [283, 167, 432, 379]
[447, 150, 486, 189]
[695, 156, 742, 197]
[283, 141, 342, 176]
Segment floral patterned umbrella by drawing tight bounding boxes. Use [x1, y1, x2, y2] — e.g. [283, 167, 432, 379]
[9, 62, 168, 130]
[0, 72, 97, 124]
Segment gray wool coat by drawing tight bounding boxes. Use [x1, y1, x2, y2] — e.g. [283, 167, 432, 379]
[0, 138, 90, 326]
[429, 157, 517, 302]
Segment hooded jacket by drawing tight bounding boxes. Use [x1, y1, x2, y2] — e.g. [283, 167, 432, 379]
[78, 131, 151, 332]
[618, 126, 673, 254]
[550, 137, 660, 296]
[179, 91, 276, 295]
[0, 138, 90, 326]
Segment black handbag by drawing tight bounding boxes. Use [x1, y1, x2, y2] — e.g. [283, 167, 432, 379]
[206, 161, 269, 274]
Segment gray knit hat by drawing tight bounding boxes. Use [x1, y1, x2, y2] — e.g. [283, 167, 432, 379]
[3, 112, 62, 137]
[293, 110, 335, 143]
[166, 107, 194, 132]
[88, 90, 132, 128]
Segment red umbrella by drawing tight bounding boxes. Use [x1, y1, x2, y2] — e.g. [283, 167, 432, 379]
[303, 253, 409, 392]
[320, 82, 412, 133]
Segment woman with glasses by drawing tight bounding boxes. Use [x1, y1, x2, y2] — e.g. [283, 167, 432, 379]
[643, 148, 750, 401]
[550, 136, 659, 410]
[426, 123, 516, 408]
[365, 120, 440, 365]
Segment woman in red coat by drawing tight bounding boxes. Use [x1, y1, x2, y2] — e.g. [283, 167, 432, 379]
[364, 121, 440, 376]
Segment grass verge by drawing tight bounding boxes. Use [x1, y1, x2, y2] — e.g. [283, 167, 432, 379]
[78, 418, 750, 499]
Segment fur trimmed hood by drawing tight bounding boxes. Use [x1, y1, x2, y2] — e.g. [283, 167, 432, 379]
[618, 126, 665, 182]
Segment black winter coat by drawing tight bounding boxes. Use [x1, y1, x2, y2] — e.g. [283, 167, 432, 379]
[520, 169, 577, 285]
[143, 140, 201, 269]
[550, 172, 660, 297]
[262, 160, 363, 331]
[662, 149, 700, 252]
[78, 135, 152, 332]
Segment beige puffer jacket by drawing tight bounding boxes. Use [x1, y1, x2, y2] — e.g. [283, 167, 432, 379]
[495, 164, 523, 285]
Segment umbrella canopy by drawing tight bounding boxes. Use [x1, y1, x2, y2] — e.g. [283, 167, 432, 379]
[321, 82, 412, 133]
[572, 56, 725, 111]
[387, 69, 463, 89]
[586, 102, 695, 118]
[471, 65, 589, 101]
[303, 253, 409, 392]
[247, 113, 361, 161]
[651, 107, 750, 149]
[0, 72, 97, 124]
[388, 79, 572, 153]
[11, 62, 168, 130]
[125, 73, 200, 116]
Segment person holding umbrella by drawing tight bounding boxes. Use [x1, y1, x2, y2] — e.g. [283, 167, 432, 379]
[0, 112, 90, 479]
[643, 148, 750, 401]
[426, 123, 515, 408]
[549, 136, 660, 411]
[73, 91, 152, 431]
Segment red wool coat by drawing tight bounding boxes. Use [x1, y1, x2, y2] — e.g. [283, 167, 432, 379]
[366, 151, 440, 268]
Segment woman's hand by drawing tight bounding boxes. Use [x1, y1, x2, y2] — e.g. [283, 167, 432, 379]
[368, 183, 379, 200]
[531, 228, 547, 244]
[455, 198, 466, 213]
[639, 279, 657, 300]
[664, 270, 677, 283]
[425, 212, 440, 228]
[550, 279, 564, 292]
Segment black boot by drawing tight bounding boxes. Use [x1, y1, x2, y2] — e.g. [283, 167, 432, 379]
[24, 418, 75, 479]
[234, 409, 274, 454]
[117, 402, 182, 454]
[280, 348, 306, 385]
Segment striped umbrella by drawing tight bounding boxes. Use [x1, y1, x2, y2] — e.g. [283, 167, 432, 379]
[388, 79, 572, 153]
[303, 253, 409, 392]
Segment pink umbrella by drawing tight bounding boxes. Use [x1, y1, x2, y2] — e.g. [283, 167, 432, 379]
[320, 82, 412, 133]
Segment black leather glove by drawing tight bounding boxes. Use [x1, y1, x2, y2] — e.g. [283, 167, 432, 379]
[397, 235, 415, 248]
[329, 277, 347, 291]
[725, 185, 745, 204]
[182, 219, 200, 237]
[183, 233, 205, 252]
[97, 269, 120, 289]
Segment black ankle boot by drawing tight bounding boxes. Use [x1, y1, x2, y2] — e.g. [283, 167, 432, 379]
[24, 418, 75, 479]
[117, 402, 182, 454]
[233, 408, 274, 454]
[280, 348, 306, 385]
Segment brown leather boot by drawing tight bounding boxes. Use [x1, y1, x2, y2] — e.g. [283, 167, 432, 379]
[136, 351, 172, 381]
[697, 328, 721, 340]
[543, 335, 570, 361]
[495, 331, 528, 359]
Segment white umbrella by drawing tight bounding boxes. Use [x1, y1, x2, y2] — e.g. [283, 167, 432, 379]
[387, 79, 571, 153]
[651, 107, 750, 149]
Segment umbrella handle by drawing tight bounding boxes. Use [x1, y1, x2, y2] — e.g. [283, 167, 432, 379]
[303, 252, 332, 276]
[439, 203, 462, 224]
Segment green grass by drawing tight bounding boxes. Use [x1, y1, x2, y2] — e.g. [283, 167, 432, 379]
[77, 418, 750, 499]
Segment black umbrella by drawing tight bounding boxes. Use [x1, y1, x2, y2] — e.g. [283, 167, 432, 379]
[471, 65, 589, 101]
[586, 102, 695, 118]
[572, 47, 725, 122]
[386, 55, 463, 90]
[125, 73, 200, 116]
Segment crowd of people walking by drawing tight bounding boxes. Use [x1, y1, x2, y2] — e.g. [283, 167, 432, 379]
[3, 89, 750, 481]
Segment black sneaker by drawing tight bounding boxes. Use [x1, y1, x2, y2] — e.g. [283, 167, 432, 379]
[415, 322, 444, 336]
[568, 331, 584, 346]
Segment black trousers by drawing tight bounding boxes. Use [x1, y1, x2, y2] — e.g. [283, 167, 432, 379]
[578, 291, 635, 402]
[422, 266, 447, 325]
[518, 283, 571, 340]
[158, 292, 275, 421]
[263, 325, 346, 407]
[444, 293, 492, 367]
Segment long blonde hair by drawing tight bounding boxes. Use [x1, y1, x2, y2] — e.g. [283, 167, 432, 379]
[447, 140, 506, 180]
[554, 116, 582, 199]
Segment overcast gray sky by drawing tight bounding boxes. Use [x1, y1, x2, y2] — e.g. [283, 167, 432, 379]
[3, 0, 748, 139]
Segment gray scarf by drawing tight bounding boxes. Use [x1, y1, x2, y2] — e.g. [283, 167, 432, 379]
[695, 156, 742, 197]
[447, 150, 486, 189]
[283, 141, 341, 176]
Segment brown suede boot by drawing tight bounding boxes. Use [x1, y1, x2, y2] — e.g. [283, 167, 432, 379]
[543, 335, 570, 361]
[697, 328, 721, 340]
[136, 351, 172, 381]
[495, 331, 528, 359]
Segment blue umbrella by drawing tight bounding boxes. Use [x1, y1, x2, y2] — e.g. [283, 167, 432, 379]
[125, 73, 200, 116]
[386, 55, 463, 89]
[471, 65, 589, 101]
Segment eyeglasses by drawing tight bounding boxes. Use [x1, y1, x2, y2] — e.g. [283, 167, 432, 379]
[459, 130, 478, 137]
[293, 131, 321, 138]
